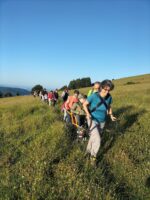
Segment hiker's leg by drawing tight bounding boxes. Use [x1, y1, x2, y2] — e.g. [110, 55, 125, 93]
[66, 112, 71, 123]
[90, 127, 101, 157]
[53, 100, 56, 106]
[90, 122, 105, 157]
[63, 109, 68, 121]
[80, 115, 85, 126]
[86, 135, 92, 153]
[86, 120, 97, 154]
[75, 115, 81, 126]
[99, 122, 105, 134]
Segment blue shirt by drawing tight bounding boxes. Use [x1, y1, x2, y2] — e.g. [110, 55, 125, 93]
[87, 92, 112, 122]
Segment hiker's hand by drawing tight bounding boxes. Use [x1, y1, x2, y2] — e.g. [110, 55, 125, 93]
[110, 115, 117, 121]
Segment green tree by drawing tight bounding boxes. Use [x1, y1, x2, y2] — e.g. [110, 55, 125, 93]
[59, 85, 68, 91]
[68, 80, 76, 89]
[4, 92, 13, 97]
[75, 78, 81, 88]
[31, 85, 43, 94]
[68, 77, 91, 89]
[82, 77, 91, 87]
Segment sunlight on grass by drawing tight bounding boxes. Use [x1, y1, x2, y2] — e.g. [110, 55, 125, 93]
[0, 74, 150, 199]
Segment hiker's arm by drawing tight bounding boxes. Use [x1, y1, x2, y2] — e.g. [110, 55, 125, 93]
[108, 106, 117, 121]
[83, 100, 91, 119]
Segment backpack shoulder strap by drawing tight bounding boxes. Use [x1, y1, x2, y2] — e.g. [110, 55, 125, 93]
[90, 93, 110, 113]
[100, 96, 109, 110]
[90, 93, 103, 113]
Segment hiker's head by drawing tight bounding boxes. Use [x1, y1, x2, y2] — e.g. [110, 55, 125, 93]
[74, 90, 80, 97]
[65, 88, 68, 92]
[78, 94, 86, 103]
[100, 80, 114, 94]
[94, 81, 101, 91]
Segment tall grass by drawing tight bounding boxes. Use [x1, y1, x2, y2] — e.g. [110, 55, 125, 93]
[0, 74, 150, 199]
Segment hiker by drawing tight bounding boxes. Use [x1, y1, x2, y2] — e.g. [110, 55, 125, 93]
[71, 94, 87, 140]
[48, 91, 56, 106]
[41, 90, 45, 101]
[61, 88, 69, 102]
[33, 91, 37, 97]
[64, 90, 79, 123]
[39, 90, 43, 100]
[83, 79, 116, 164]
[87, 81, 101, 97]
[71, 94, 86, 126]
[54, 89, 59, 102]
[61, 88, 69, 119]
[43, 89, 48, 103]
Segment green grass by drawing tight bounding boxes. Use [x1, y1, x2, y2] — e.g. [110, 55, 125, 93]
[0, 74, 150, 199]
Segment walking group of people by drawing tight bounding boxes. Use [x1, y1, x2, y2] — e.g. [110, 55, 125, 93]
[61, 80, 116, 165]
[34, 79, 117, 165]
[36, 89, 59, 106]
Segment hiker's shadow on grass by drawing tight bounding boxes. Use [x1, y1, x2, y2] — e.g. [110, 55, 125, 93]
[97, 105, 146, 162]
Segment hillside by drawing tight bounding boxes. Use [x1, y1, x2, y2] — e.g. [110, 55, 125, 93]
[0, 87, 30, 96]
[0, 74, 150, 200]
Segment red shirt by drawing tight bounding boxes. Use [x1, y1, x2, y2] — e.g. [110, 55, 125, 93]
[48, 92, 54, 100]
[65, 96, 78, 110]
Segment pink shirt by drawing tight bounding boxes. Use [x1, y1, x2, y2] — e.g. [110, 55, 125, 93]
[65, 96, 78, 110]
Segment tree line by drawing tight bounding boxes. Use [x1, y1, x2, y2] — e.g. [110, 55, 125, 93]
[0, 91, 20, 98]
[31, 77, 92, 94]
[60, 77, 91, 90]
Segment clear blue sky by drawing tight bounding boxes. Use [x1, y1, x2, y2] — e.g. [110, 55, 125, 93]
[0, 0, 150, 90]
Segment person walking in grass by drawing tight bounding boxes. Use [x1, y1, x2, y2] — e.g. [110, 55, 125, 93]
[54, 89, 59, 103]
[71, 94, 86, 126]
[64, 90, 79, 123]
[48, 91, 56, 106]
[61, 88, 69, 102]
[83, 80, 117, 165]
[61, 88, 69, 121]
[87, 81, 101, 97]
[71, 94, 87, 140]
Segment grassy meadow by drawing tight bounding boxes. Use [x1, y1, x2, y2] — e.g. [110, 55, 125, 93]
[0, 74, 150, 200]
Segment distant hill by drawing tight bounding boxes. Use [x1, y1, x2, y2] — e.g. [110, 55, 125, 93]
[0, 87, 30, 97]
